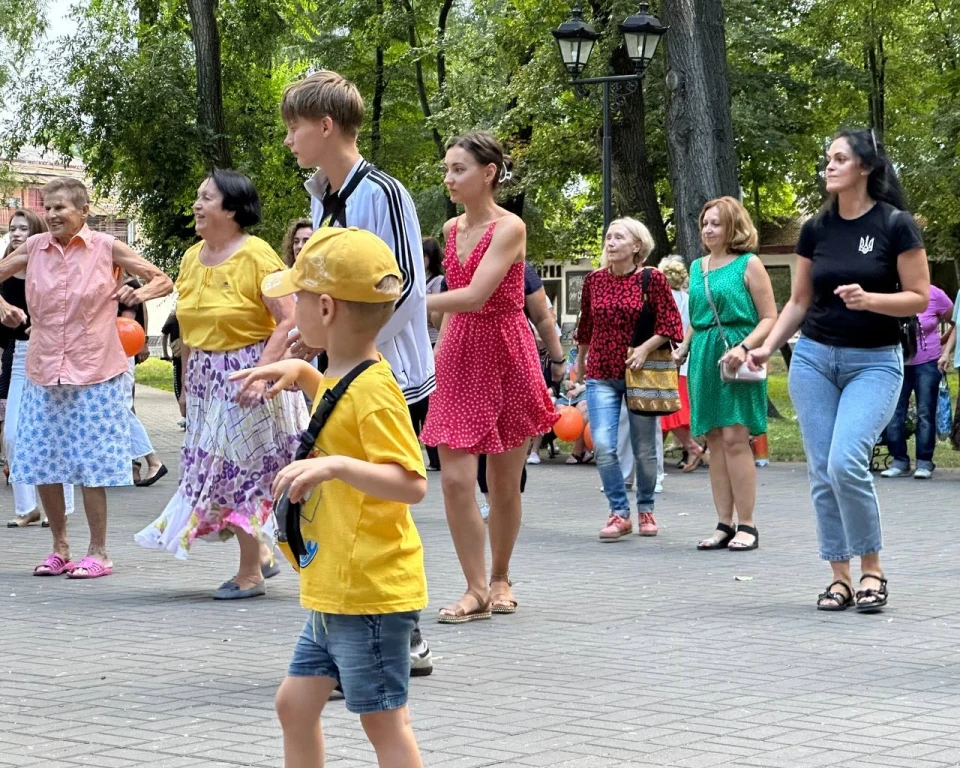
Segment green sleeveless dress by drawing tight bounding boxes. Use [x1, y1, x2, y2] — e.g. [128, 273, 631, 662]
[688, 254, 767, 437]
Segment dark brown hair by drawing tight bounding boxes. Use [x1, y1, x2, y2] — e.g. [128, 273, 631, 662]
[423, 237, 443, 279]
[446, 131, 513, 189]
[282, 218, 313, 267]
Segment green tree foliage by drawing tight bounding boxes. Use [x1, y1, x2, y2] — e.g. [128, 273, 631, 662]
[2, 0, 958, 274]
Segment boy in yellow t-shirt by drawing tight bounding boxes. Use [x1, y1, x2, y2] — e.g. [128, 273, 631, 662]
[231, 227, 427, 767]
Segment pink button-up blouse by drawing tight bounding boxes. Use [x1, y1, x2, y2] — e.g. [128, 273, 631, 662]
[24, 226, 128, 386]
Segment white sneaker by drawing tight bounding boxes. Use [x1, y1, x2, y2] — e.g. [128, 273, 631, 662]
[410, 638, 433, 677]
[480, 502, 490, 521]
[655, 481, 664, 494]
[526, 452, 541, 465]
[914, 468, 932, 480]
[880, 467, 909, 478]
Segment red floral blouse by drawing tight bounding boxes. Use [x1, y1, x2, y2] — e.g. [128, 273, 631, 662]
[574, 266, 684, 381]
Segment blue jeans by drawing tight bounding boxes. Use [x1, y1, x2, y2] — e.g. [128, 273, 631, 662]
[884, 360, 940, 471]
[288, 610, 419, 714]
[585, 379, 658, 518]
[788, 338, 902, 561]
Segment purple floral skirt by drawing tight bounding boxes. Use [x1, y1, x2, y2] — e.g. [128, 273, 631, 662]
[135, 342, 307, 559]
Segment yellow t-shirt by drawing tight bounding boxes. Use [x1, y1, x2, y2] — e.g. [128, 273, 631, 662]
[298, 358, 428, 615]
[176, 236, 286, 351]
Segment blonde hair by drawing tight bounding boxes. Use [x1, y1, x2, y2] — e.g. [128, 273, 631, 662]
[339, 275, 400, 333]
[699, 196, 758, 254]
[42, 177, 90, 210]
[281, 71, 364, 137]
[658, 255, 688, 290]
[601, 217, 655, 267]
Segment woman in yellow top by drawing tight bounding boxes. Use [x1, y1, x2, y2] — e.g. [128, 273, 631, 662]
[136, 171, 308, 599]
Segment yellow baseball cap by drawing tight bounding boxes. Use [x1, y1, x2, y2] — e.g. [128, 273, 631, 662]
[261, 227, 402, 302]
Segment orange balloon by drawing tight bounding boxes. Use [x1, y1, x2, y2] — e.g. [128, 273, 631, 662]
[583, 422, 594, 451]
[554, 405, 584, 442]
[117, 317, 146, 357]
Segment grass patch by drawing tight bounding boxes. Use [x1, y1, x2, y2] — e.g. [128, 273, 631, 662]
[765, 357, 960, 468]
[138, 352, 960, 468]
[135, 358, 175, 393]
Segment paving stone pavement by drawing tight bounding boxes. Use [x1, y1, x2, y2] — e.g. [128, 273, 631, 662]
[2, 385, 960, 768]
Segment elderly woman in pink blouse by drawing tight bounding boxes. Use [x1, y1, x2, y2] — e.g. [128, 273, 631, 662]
[0, 177, 173, 578]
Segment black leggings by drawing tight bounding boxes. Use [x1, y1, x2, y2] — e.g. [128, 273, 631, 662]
[477, 453, 527, 495]
[0, 341, 12, 401]
[410, 395, 440, 469]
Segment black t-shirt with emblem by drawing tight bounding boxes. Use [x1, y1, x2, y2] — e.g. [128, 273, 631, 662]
[795, 202, 924, 349]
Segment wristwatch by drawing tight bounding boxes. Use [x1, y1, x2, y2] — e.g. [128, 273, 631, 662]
[550, 358, 566, 365]
[740, 342, 750, 354]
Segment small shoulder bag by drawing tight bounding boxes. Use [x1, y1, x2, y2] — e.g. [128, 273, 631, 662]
[624, 268, 681, 415]
[701, 257, 766, 383]
[274, 359, 377, 563]
[885, 209, 922, 360]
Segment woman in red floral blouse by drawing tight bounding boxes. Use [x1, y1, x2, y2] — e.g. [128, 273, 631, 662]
[575, 218, 684, 541]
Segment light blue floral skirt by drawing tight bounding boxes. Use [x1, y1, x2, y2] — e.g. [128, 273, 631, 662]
[10, 374, 132, 488]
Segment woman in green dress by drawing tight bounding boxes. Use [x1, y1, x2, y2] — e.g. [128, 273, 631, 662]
[675, 196, 777, 551]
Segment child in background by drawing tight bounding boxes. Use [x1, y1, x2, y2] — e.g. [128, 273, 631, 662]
[232, 227, 427, 767]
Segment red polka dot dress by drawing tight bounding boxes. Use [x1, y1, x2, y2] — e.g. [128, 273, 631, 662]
[422, 219, 559, 455]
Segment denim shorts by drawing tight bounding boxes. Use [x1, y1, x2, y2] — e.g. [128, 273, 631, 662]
[288, 610, 419, 714]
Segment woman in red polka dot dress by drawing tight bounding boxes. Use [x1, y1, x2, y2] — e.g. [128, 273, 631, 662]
[423, 131, 558, 624]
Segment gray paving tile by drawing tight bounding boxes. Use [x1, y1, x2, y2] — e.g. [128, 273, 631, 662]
[2, 385, 960, 766]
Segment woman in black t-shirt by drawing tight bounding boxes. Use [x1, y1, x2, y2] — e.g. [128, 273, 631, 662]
[749, 129, 929, 614]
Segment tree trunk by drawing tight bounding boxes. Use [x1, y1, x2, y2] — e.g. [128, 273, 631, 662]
[137, 0, 160, 26]
[436, 0, 454, 110]
[752, 174, 761, 224]
[866, 35, 886, 138]
[185, 0, 232, 170]
[662, 0, 740, 259]
[499, 122, 531, 218]
[398, 0, 455, 218]
[370, 0, 386, 165]
[605, 50, 668, 259]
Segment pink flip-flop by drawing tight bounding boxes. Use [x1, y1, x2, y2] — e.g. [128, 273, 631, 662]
[66, 556, 113, 579]
[33, 553, 75, 577]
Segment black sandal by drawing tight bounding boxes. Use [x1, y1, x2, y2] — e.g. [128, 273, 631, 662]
[728, 524, 759, 551]
[817, 579, 854, 611]
[697, 522, 736, 550]
[855, 573, 888, 613]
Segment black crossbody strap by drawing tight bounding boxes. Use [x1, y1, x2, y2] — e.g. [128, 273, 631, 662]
[629, 268, 653, 347]
[294, 358, 378, 461]
[281, 358, 378, 558]
[321, 163, 374, 228]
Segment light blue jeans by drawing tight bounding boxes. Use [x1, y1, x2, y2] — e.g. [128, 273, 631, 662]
[788, 337, 903, 561]
[586, 379, 658, 518]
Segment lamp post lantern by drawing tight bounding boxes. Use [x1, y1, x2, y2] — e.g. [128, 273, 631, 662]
[553, 2, 667, 232]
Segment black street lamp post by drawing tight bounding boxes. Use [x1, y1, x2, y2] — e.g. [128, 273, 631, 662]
[552, 3, 667, 233]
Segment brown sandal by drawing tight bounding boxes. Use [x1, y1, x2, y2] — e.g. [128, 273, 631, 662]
[7, 510, 41, 528]
[681, 451, 704, 473]
[490, 574, 518, 614]
[437, 588, 492, 624]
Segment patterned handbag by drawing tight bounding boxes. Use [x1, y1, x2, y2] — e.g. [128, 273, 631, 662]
[625, 268, 681, 416]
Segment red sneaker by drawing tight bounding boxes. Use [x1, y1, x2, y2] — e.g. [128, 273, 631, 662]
[599, 514, 632, 541]
[638, 512, 658, 537]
